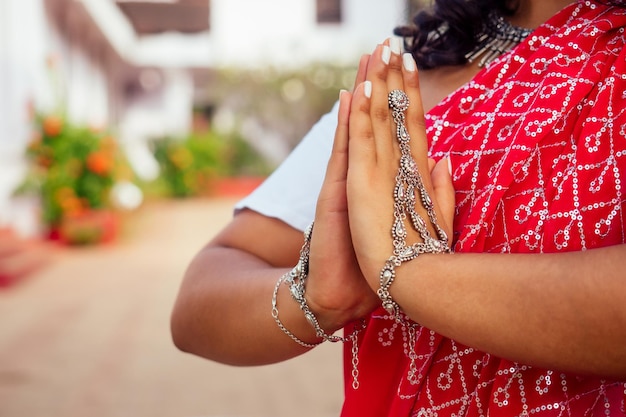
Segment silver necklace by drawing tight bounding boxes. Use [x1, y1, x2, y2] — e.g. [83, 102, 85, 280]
[465, 11, 533, 67]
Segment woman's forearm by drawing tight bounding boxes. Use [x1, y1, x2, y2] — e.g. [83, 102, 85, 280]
[388, 244, 626, 378]
[170, 245, 322, 366]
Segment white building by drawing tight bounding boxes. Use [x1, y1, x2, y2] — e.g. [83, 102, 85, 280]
[0, 0, 411, 235]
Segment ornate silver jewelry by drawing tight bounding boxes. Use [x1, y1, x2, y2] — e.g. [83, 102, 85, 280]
[273, 222, 363, 343]
[465, 11, 533, 68]
[381, 90, 451, 321]
[284, 223, 349, 343]
[271, 270, 321, 348]
[272, 221, 365, 388]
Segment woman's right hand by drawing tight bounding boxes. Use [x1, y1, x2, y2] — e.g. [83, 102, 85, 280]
[304, 54, 381, 332]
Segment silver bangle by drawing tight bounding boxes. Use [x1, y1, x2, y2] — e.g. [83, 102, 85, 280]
[382, 90, 451, 320]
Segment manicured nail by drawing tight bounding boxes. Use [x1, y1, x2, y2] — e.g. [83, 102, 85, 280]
[382, 45, 391, 65]
[447, 157, 453, 176]
[363, 81, 372, 98]
[339, 89, 347, 100]
[390, 37, 402, 55]
[403, 53, 416, 72]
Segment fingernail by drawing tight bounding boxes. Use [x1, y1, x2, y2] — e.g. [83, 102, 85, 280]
[339, 89, 347, 100]
[403, 53, 416, 72]
[446, 157, 453, 176]
[390, 37, 402, 55]
[363, 81, 372, 98]
[382, 45, 391, 65]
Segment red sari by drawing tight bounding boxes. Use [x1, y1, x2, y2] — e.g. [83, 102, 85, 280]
[341, 1, 626, 415]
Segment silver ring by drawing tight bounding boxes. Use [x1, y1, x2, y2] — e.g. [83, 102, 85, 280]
[388, 89, 410, 113]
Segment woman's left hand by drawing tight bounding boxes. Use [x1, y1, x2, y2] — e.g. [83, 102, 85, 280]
[345, 41, 455, 287]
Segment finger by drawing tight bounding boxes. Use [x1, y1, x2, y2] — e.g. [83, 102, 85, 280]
[383, 37, 405, 97]
[352, 54, 370, 92]
[348, 81, 376, 174]
[328, 90, 352, 180]
[366, 38, 403, 93]
[356, 38, 404, 167]
[431, 157, 456, 239]
[375, 38, 405, 161]
[375, 37, 403, 90]
[359, 39, 389, 90]
[401, 52, 431, 176]
[364, 43, 396, 164]
[318, 90, 353, 213]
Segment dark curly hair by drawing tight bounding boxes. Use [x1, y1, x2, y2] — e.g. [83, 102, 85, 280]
[394, 0, 517, 69]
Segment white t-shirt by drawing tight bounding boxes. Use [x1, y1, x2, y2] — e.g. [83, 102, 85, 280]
[234, 101, 340, 232]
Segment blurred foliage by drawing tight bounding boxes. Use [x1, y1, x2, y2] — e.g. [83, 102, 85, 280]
[151, 130, 271, 198]
[221, 132, 274, 177]
[16, 114, 131, 229]
[200, 62, 357, 151]
[151, 64, 355, 199]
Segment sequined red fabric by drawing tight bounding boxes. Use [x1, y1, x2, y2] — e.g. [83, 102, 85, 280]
[341, 1, 626, 415]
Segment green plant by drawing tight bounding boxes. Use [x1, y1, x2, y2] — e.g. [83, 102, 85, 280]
[152, 131, 226, 197]
[220, 133, 273, 177]
[151, 129, 272, 198]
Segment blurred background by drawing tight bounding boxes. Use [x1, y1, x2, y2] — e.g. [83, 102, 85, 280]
[0, 0, 423, 416]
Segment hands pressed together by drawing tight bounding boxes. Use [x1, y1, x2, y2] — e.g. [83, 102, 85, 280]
[304, 38, 456, 334]
[172, 34, 626, 377]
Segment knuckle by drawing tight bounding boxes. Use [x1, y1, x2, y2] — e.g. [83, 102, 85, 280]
[388, 59, 403, 74]
[372, 106, 390, 122]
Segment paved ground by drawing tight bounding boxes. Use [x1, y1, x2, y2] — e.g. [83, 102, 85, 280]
[0, 197, 344, 417]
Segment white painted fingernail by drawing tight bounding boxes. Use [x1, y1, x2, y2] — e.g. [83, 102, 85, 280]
[382, 45, 391, 65]
[363, 81, 372, 98]
[447, 157, 453, 176]
[403, 53, 416, 72]
[390, 37, 402, 55]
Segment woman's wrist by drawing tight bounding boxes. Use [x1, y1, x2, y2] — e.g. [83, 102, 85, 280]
[272, 275, 324, 347]
[304, 283, 363, 333]
[272, 222, 363, 345]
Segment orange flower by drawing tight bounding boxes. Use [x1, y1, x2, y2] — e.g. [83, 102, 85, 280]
[55, 187, 83, 217]
[86, 151, 113, 176]
[37, 156, 52, 168]
[42, 116, 63, 137]
[60, 197, 84, 217]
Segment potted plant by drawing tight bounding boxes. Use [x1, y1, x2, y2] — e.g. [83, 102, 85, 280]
[18, 114, 129, 245]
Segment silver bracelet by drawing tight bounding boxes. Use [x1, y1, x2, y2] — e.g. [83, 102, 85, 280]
[272, 222, 360, 344]
[271, 222, 366, 389]
[271, 271, 321, 348]
[285, 222, 354, 343]
[381, 90, 451, 320]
